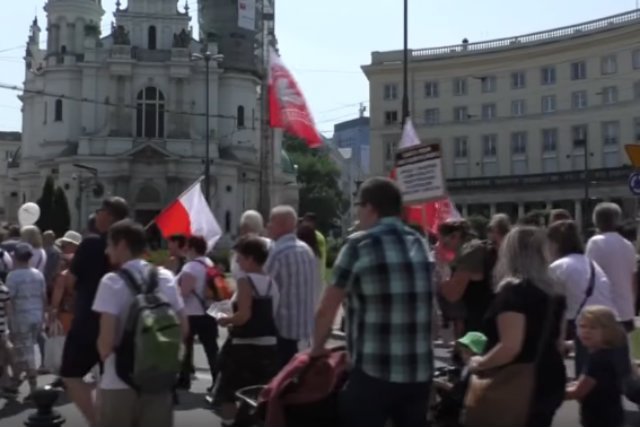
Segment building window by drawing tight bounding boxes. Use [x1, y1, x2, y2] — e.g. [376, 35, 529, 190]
[481, 103, 496, 120]
[454, 137, 468, 158]
[482, 134, 497, 157]
[511, 71, 526, 89]
[383, 83, 398, 100]
[511, 99, 526, 117]
[634, 81, 640, 100]
[542, 129, 558, 152]
[453, 106, 469, 122]
[237, 105, 245, 128]
[602, 121, 620, 146]
[634, 118, 640, 142]
[43, 101, 47, 124]
[424, 81, 439, 98]
[136, 87, 165, 138]
[541, 95, 556, 114]
[634, 49, 640, 70]
[572, 91, 588, 109]
[572, 125, 588, 149]
[571, 61, 587, 80]
[481, 76, 497, 93]
[148, 26, 157, 50]
[384, 110, 398, 125]
[601, 55, 617, 75]
[453, 78, 467, 96]
[511, 132, 527, 155]
[601, 86, 618, 105]
[54, 99, 63, 122]
[541, 66, 556, 85]
[425, 108, 440, 126]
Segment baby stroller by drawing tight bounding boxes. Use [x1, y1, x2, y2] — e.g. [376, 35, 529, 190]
[235, 347, 349, 427]
[430, 365, 465, 427]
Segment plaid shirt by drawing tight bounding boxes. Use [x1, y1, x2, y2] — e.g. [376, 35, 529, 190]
[332, 217, 434, 383]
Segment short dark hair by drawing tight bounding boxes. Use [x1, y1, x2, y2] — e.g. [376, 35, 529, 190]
[297, 224, 320, 257]
[108, 219, 147, 256]
[547, 220, 584, 256]
[168, 234, 187, 248]
[549, 209, 572, 225]
[357, 177, 402, 217]
[438, 219, 471, 238]
[7, 225, 20, 239]
[187, 235, 208, 256]
[234, 235, 269, 266]
[302, 213, 317, 224]
[101, 197, 129, 222]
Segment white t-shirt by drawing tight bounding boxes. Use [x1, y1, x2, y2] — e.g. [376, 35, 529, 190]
[92, 259, 184, 390]
[179, 256, 213, 316]
[28, 248, 47, 274]
[549, 254, 618, 320]
[586, 232, 638, 322]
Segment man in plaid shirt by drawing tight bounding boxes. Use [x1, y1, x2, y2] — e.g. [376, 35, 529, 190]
[311, 177, 434, 427]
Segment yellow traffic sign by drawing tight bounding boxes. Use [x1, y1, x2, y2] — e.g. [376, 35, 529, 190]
[625, 145, 640, 168]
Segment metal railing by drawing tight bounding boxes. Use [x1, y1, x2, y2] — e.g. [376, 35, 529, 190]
[372, 9, 640, 64]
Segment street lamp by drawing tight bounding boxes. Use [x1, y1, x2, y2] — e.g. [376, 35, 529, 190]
[191, 51, 224, 204]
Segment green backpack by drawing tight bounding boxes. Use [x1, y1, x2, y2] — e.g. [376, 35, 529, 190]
[116, 266, 182, 394]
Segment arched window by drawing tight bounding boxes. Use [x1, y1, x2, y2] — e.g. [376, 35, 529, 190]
[136, 87, 165, 138]
[54, 99, 63, 122]
[237, 105, 245, 128]
[148, 26, 157, 50]
[60, 45, 67, 54]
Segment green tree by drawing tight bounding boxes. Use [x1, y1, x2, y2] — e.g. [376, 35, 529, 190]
[51, 186, 71, 236]
[36, 176, 55, 232]
[283, 134, 348, 234]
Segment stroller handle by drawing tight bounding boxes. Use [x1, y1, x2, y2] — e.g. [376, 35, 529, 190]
[235, 385, 267, 408]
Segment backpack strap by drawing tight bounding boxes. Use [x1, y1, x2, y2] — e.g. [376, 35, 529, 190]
[119, 266, 159, 295]
[119, 269, 142, 295]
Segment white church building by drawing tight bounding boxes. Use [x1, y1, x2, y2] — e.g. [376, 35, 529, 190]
[5, 0, 297, 242]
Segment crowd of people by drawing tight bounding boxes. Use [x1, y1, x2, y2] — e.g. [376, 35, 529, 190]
[0, 177, 638, 427]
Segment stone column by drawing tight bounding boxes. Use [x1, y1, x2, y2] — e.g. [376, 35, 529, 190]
[574, 200, 583, 229]
[518, 202, 525, 219]
[490, 203, 497, 216]
[546, 201, 552, 211]
[462, 204, 469, 218]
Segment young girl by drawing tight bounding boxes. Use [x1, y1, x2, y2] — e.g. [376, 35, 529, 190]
[566, 305, 630, 427]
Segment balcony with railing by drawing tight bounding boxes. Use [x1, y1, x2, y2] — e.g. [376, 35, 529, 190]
[371, 9, 640, 65]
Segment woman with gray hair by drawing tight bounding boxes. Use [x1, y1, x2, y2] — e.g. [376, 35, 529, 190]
[20, 226, 47, 275]
[466, 226, 566, 427]
[230, 210, 272, 279]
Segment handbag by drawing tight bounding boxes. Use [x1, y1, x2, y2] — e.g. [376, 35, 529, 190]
[574, 261, 596, 319]
[463, 288, 556, 427]
[43, 320, 66, 374]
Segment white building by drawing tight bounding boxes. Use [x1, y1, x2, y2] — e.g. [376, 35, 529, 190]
[0, 132, 21, 221]
[364, 9, 640, 225]
[7, 0, 296, 240]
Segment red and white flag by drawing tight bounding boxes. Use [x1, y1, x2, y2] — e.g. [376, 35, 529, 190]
[268, 47, 323, 148]
[155, 178, 222, 251]
[392, 118, 461, 233]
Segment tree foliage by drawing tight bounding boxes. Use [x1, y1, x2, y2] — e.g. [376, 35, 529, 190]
[36, 176, 55, 232]
[52, 186, 71, 236]
[283, 134, 348, 234]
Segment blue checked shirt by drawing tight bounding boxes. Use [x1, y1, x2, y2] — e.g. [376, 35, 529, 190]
[332, 217, 434, 383]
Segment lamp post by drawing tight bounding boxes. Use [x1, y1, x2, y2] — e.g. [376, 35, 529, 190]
[191, 51, 224, 204]
[401, 0, 409, 125]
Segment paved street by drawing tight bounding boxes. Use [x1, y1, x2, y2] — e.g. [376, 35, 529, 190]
[2, 337, 640, 426]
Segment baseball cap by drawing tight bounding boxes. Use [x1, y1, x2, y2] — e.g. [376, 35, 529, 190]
[99, 197, 129, 221]
[14, 242, 34, 260]
[457, 331, 488, 355]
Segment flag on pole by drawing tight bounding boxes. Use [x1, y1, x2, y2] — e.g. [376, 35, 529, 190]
[392, 118, 461, 233]
[155, 178, 222, 251]
[268, 47, 323, 148]
[237, 0, 256, 31]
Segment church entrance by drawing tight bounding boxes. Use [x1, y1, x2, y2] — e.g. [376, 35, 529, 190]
[134, 183, 163, 250]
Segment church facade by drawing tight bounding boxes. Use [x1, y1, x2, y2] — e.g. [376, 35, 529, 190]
[6, 0, 297, 244]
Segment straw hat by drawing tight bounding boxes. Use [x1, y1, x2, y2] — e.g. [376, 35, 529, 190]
[56, 230, 82, 247]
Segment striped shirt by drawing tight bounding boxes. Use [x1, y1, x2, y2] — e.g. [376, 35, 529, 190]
[265, 233, 319, 340]
[332, 217, 434, 383]
[0, 284, 9, 334]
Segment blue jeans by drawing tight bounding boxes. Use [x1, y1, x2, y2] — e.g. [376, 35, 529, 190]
[339, 369, 430, 427]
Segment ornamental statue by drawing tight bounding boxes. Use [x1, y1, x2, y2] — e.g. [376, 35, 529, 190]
[112, 24, 130, 46]
[172, 29, 191, 48]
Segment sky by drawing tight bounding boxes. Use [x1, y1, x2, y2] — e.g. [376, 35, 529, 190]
[0, 0, 635, 135]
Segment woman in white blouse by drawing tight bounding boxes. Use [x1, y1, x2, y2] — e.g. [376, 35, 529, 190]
[547, 219, 617, 377]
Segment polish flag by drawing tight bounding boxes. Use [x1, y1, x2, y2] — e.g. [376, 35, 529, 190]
[155, 178, 222, 251]
[268, 47, 323, 148]
[392, 118, 461, 233]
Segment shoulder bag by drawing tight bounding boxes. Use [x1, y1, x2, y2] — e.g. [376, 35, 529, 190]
[463, 286, 557, 427]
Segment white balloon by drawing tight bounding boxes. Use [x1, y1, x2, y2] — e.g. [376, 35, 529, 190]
[18, 202, 41, 227]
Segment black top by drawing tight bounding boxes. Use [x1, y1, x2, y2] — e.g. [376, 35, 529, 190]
[70, 234, 110, 334]
[581, 347, 627, 427]
[230, 276, 278, 340]
[483, 279, 567, 402]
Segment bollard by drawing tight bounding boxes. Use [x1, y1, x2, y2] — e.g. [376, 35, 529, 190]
[24, 387, 65, 427]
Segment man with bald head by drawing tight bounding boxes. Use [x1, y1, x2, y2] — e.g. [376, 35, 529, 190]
[266, 205, 320, 367]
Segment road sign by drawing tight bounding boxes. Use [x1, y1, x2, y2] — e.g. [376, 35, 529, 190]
[625, 145, 640, 168]
[629, 172, 640, 196]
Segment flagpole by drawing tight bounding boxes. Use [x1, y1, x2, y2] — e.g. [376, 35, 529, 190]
[401, 0, 410, 125]
[143, 176, 205, 230]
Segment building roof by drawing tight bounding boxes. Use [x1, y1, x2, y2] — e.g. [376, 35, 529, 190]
[368, 9, 640, 65]
[0, 131, 21, 142]
[334, 117, 370, 133]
